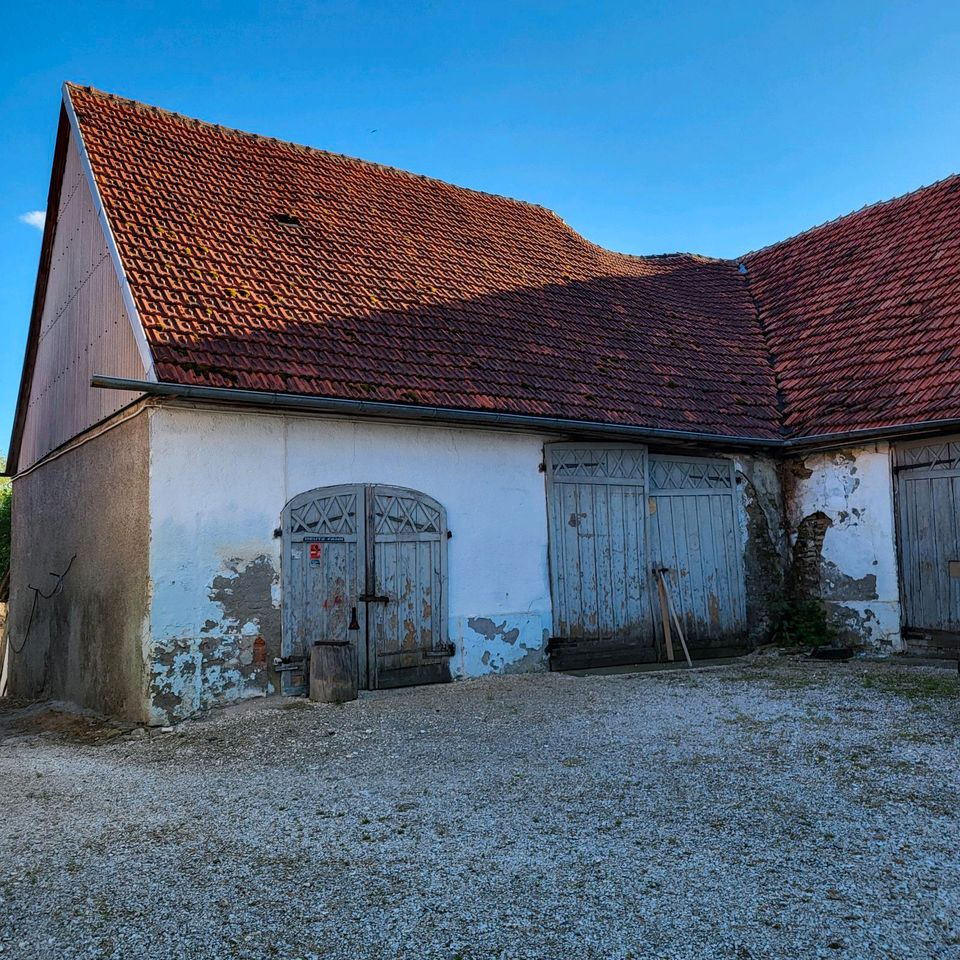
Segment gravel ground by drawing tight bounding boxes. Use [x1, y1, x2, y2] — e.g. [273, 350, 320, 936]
[0, 656, 958, 960]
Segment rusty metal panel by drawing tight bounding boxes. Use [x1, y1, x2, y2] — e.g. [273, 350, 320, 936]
[648, 455, 746, 644]
[18, 131, 146, 470]
[895, 438, 960, 647]
[545, 444, 655, 666]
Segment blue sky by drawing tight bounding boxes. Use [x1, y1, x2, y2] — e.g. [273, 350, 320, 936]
[3, 1, 960, 455]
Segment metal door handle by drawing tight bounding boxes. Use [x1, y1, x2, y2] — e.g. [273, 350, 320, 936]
[359, 594, 390, 603]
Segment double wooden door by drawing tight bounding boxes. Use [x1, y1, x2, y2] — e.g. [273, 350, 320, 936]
[545, 444, 747, 668]
[281, 484, 450, 693]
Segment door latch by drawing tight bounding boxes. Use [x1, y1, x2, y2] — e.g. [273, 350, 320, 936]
[272, 656, 306, 672]
[423, 642, 456, 659]
[358, 593, 391, 603]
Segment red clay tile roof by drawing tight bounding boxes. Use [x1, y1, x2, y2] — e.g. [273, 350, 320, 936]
[67, 84, 781, 440]
[65, 84, 960, 442]
[743, 177, 960, 437]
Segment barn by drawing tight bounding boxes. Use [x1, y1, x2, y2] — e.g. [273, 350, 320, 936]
[4, 83, 960, 723]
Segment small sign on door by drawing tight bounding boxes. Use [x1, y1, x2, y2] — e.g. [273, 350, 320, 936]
[949, 560, 960, 579]
[309, 543, 322, 565]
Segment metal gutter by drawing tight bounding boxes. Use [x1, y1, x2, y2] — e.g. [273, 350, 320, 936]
[785, 418, 960, 451]
[88, 376, 960, 456]
[89, 376, 785, 449]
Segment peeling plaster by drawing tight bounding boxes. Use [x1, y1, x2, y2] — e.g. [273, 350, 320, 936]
[829, 603, 884, 645]
[468, 616, 521, 646]
[782, 445, 901, 650]
[148, 548, 281, 723]
[735, 456, 787, 643]
[209, 555, 281, 649]
[821, 561, 878, 602]
[450, 613, 548, 677]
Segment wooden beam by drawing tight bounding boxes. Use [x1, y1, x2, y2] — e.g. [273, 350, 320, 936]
[656, 570, 675, 662]
[658, 569, 693, 668]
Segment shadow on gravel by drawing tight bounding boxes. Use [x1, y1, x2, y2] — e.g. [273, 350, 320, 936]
[0, 699, 127, 745]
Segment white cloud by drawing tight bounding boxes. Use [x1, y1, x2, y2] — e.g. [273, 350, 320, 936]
[19, 210, 45, 230]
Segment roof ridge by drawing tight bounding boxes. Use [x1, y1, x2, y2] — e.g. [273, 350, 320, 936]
[64, 83, 736, 269]
[63, 81, 566, 219]
[738, 171, 960, 262]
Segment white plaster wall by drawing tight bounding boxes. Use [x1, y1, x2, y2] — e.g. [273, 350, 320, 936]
[786, 444, 902, 649]
[148, 406, 553, 716]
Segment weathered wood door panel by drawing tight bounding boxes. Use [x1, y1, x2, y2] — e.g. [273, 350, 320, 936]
[545, 444, 656, 668]
[369, 487, 450, 688]
[545, 446, 748, 670]
[648, 456, 746, 647]
[282, 484, 449, 692]
[281, 485, 364, 696]
[895, 439, 960, 656]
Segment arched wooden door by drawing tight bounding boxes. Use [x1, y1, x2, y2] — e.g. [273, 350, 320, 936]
[281, 484, 450, 694]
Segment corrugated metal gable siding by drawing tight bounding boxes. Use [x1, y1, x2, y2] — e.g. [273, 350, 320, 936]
[18, 131, 145, 470]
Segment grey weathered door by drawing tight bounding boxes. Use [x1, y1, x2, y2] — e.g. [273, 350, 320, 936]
[545, 444, 655, 668]
[368, 487, 450, 688]
[648, 455, 747, 649]
[281, 485, 365, 696]
[545, 446, 748, 670]
[282, 484, 449, 693]
[895, 438, 960, 656]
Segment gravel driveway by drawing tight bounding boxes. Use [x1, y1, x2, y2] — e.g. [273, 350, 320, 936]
[0, 656, 958, 960]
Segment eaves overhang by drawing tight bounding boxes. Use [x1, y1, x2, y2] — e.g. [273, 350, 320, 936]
[81, 376, 960, 461]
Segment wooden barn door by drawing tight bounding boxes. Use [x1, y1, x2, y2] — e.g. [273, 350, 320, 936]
[894, 438, 960, 657]
[647, 455, 747, 653]
[282, 484, 450, 693]
[545, 446, 749, 670]
[282, 485, 365, 696]
[545, 444, 655, 669]
[367, 486, 450, 688]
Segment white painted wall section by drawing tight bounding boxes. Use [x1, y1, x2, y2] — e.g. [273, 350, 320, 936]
[148, 406, 552, 717]
[785, 445, 901, 649]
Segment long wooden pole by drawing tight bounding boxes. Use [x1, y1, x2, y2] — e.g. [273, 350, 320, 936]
[657, 569, 693, 668]
[655, 570, 675, 662]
